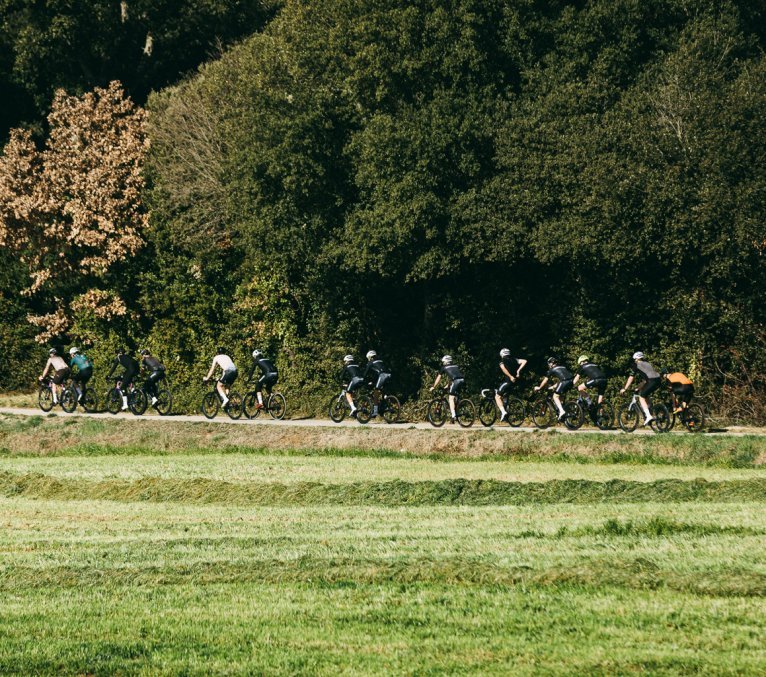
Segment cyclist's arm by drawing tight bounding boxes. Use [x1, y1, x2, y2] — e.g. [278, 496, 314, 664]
[573, 373, 580, 385]
[621, 375, 635, 393]
[431, 374, 442, 390]
[40, 359, 53, 380]
[205, 358, 218, 381]
[499, 363, 515, 382]
[536, 377, 549, 390]
[516, 358, 527, 378]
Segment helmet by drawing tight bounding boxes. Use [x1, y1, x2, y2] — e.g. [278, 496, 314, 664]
[141, 348, 150, 356]
[660, 368, 669, 376]
[547, 356, 557, 366]
[366, 350, 377, 361]
[441, 355, 453, 365]
[500, 348, 511, 358]
[343, 354, 354, 364]
[49, 348, 57, 356]
[632, 351, 644, 360]
[216, 346, 226, 355]
[116, 347, 125, 355]
[577, 355, 589, 365]
[69, 347, 79, 356]
[252, 349, 262, 359]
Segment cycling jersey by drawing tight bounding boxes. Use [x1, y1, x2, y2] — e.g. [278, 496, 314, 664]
[547, 365, 573, 382]
[142, 355, 164, 372]
[631, 359, 660, 380]
[577, 362, 605, 381]
[44, 356, 69, 375]
[248, 357, 277, 382]
[441, 364, 464, 381]
[364, 359, 389, 380]
[500, 355, 521, 376]
[70, 354, 93, 371]
[108, 354, 139, 378]
[666, 372, 693, 386]
[341, 364, 363, 383]
[213, 354, 236, 372]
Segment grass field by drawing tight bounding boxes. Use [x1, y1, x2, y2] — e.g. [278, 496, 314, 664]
[1, 414, 766, 673]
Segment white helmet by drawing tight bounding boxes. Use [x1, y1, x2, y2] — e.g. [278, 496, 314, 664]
[343, 354, 355, 364]
[48, 348, 57, 356]
[69, 347, 79, 356]
[252, 349, 262, 359]
[366, 350, 377, 361]
[500, 348, 511, 358]
[632, 351, 645, 360]
[441, 355, 453, 366]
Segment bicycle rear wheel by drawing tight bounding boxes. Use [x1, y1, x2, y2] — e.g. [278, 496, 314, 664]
[38, 386, 54, 412]
[106, 387, 122, 415]
[478, 399, 497, 427]
[531, 399, 555, 429]
[594, 402, 614, 430]
[60, 386, 78, 413]
[427, 399, 448, 427]
[81, 387, 99, 413]
[682, 404, 705, 432]
[506, 397, 526, 427]
[155, 387, 173, 416]
[618, 405, 639, 432]
[225, 391, 243, 420]
[328, 396, 346, 422]
[563, 401, 585, 430]
[456, 399, 475, 428]
[243, 391, 261, 419]
[382, 395, 400, 423]
[268, 392, 287, 420]
[650, 403, 671, 433]
[356, 395, 373, 424]
[201, 392, 219, 419]
[129, 389, 148, 416]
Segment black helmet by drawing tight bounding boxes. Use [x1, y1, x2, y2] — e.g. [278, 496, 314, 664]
[660, 368, 669, 376]
[216, 346, 226, 355]
[547, 356, 557, 366]
[141, 349, 150, 356]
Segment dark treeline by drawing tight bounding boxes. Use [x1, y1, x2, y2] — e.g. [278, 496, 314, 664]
[3, 0, 766, 419]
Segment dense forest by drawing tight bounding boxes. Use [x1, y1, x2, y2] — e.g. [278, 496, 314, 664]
[1, 0, 765, 419]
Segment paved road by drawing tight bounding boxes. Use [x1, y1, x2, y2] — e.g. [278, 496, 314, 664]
[0, 406, 757, 436]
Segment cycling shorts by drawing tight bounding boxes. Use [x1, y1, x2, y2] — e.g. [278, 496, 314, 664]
[639, 378, 661, 398]
[554, 379, 573, 395]
[220, 368, 238, 386]
[73, 367, 92, 386]
[497, 379, 514, 396]
[584, 378, 607, 396]
[120, 369, 138, 389]
[671, 383, 694, 404]
[52, 367, 71, 385]
[449, 378, 465, 396]
[347, 376, 365, 393]
[374, 373, 391, 391]
[256, 372, 278, 392]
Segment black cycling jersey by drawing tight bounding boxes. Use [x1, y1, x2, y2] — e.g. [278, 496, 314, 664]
[142, 356, 164, 372]
[108, 354, 139, 378]
[500, 356, 521, 376]
[341, 364, 363, 383]
[248, 357, 277, 382]
[364, 359, 389, 379]
[631, 360, 660, 380]
[547, 365, 573, 382]
[441, 364, 464, 381]
[577, 362, 605, 381]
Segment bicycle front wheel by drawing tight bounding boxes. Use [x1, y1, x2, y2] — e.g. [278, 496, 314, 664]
[595, 402, 614, 430]
[243, 392, 261, 419]
[650, 403, 671, 433]
[155, 387, 173, 416]
[60, 387, 78, 413]
[268, 392, 286, 420]
[506, 397, 526, 427]
[81, 387, 99, 413]
[531, 399, 555, 429]
[129, 389, 148, 416]
[683, 404, 705, 432]
[478, 399, 497, 427]
[356, 395, 373, 424]
[618, 405, 639, 433]
[106, 387, 123, 415]
[329, 396, 346, 422]
[382, 395, 400, 424]
[38, 387, 54, 412]
[427, 399, 448, 427]
[563, 401, 584, 430]
[456, 399, 475, 428]
[225, 391, 243, 420]
[201, 392, 219, 419]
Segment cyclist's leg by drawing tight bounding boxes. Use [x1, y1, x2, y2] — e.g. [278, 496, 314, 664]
[346, 377, 363, 413]
[638, 379, 660, 421]
[495, 380, 510, 416]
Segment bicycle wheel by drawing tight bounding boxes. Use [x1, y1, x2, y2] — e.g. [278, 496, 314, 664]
[268, 392, 287, 420]
[225, 391, 243, 420]
[618, 404, 639, 432]
[660, 397, 676, 431]
[329, 396, 347, 422]
[81, 387, 99, 413]
[356, 394, 373, 424]
[594, 402, 614, 430]
[38, 386, 54, 412]
[201, 392, 219, 419]
[106, 387, 123, 415]
[382, 395, 400, 424]
[563, 401, 585, 430]
[155, 387, 173, 416]
[478, 399, 497, 427]
[427, 399, 448, 427]
[243, 391, 261, 419]
[456, 399, 475, 428]
[129, 389, 148, 416]
[531, 398, 555, 429]
[60, 386, 77, 413]
[506, 397, 526, 427]
[682, 404, 705, 432]
[650, 403, 671, 433]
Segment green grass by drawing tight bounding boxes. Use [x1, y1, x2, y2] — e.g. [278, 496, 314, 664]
[1, 421, 766, 673]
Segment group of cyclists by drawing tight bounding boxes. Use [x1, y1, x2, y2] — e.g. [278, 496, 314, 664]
[38, 343, 696, 428]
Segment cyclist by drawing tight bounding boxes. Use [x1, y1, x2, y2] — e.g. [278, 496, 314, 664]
[39, 348, 70, 405]
[140, 349, 166, 407]
[204, 347, 238, 410]
[620, 351, 660, 426]
[68, 347, 93, 403]
[660, 369, 694, 414]
[107, 348, 140, 411]
[495, 348, 528, 423]
[534, 356, 574, 421]
[430, 355, 465, 424]
[341, 354, 364, 418]
[573, 355, 607, 412]
[363, 350, 392, 417]
[247, 349, 279, 410]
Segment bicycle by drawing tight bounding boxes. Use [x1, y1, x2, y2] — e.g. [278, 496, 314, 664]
[357, 386, 401, 424]
[660, 393, 706, 433]
[243, 385, 287, 420]
[617, 391, 670, 433]
[131, 372, 173, 416]
[477, 388, 525, 427]
[105, 377, 146, 415]
[574, 393, 614, 431]
[38, 376, 98, 414]
[201, 378, 243, 420]
[427, 386, 475, 428]
[530, 388, 584, 430]
[328, 387, 373, 423]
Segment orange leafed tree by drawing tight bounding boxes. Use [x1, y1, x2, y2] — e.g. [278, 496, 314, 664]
[0, 81, 149, 342]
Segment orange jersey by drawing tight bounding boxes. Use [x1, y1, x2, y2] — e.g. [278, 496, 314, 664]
[666, 372, 693, 386]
